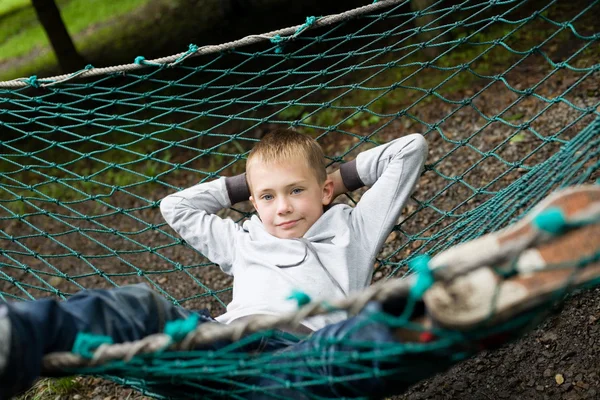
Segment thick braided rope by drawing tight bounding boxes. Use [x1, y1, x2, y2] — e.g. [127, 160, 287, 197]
[0, 0, 404, 89]
[41, 248, 600, 373]
[41, 275, 414, 372]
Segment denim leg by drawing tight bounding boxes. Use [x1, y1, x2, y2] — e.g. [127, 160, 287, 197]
[0, 283, 204, 399]
[250, 302, 459, 400]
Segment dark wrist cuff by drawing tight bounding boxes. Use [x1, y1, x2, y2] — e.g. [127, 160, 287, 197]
[225, 173, 250, 205]
[339, 159, 364, 192]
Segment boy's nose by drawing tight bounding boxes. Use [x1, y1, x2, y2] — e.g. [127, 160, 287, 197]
[277, 197, 293, 214]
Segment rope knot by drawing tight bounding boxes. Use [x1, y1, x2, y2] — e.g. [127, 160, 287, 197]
[270, 34, 284, 44]
[287, 289, 311, 308]
[134, 56, 146, 65]
[72, 332, 114, 359]
[26, 75, 39, 88]
[270, 35, 285, 54]
[188, 44, 199, 53]
[408, 255, 434, 299]
[533, 207, 566, 235]
[164, 314, 199, 342]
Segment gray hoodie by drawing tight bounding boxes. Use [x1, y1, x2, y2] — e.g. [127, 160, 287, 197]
[160, 134, 428, 330]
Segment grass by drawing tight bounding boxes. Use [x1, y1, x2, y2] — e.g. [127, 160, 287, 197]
[0, 140, 176, 215]
[0, 111, 252, 214]
[0, 0, 152, 64]
[0, 0, 29, 16]
[0, 50, 57, 81]
[277, 8, 600, 136]
[277, 21, 527, 134]
[16, 377, 83, 400]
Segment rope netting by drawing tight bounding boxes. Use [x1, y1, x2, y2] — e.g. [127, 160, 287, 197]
[1, 0, 599, 397]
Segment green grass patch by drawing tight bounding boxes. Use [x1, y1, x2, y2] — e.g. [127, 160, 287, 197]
[0, 113, 251, 215]
[0, 0, 29, 16]
[1, 157, 173, 215]
[509, 132, 527, 143]
[0, 0, 151, 63]
[278, 10, 595, 137]
[0, 52, 56, 82]
[278, 22, 525, 135]
[16, 377, 83, 400]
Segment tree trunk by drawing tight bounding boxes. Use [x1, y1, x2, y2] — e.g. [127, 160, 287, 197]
[30, 0, 86, 73]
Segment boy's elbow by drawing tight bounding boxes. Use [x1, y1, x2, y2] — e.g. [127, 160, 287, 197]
[402, 134, 429, 164]
[409, 133, 429, 158]
[159, 194, 179, 223]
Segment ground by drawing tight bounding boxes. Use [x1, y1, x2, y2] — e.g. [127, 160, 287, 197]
[398, 288, 600, 400]
[2, 0, 600, 399]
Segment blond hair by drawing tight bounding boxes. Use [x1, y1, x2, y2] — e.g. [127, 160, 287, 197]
[247, 129, 327, 184]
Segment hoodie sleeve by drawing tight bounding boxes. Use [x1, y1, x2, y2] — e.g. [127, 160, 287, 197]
[160, 174, 250, 275]
[343, 134, 428, 259]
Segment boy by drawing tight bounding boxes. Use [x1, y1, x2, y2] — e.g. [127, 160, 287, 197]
[159, 129, 428, 331]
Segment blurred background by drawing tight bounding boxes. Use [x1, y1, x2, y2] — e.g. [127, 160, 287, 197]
[0, 0, 392, 81]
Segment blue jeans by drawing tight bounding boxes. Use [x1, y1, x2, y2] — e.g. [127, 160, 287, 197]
[0, 284, 460, 399]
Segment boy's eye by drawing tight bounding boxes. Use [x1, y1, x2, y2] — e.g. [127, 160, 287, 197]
[261, 194, 273, 201]
[291, 188, 303, 195]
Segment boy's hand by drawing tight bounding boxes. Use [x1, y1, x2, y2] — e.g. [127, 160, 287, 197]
[328, 170, 348, 200]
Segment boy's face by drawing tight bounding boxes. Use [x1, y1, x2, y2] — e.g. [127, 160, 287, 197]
[248, 157, 334, 239]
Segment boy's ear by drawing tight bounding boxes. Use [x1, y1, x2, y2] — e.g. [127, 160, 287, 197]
[322, 178, 335, 206]
[249, 195, 257, 210]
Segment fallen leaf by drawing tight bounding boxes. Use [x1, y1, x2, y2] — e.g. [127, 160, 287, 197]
[505, 113, 524, 121]
[509, 133, 526, 143]
[48, 277, 62, 287]
[555, 374, 565, 385]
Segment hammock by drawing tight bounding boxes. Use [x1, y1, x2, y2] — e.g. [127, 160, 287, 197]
[1, 0, 599, 398]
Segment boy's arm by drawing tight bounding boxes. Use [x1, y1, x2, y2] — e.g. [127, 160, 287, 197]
[339, 134, 428, 257]
[159, 174, 250, 275]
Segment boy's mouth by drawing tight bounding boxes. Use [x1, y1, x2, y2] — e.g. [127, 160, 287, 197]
[277, 219, 300, 229]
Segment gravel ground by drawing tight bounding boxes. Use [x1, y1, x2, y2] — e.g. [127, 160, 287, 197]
[3, 20, 600, 400]
[398, 288, 600, 400]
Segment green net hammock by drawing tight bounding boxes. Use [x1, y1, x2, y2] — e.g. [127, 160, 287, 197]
[1, 0, 599, 398]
